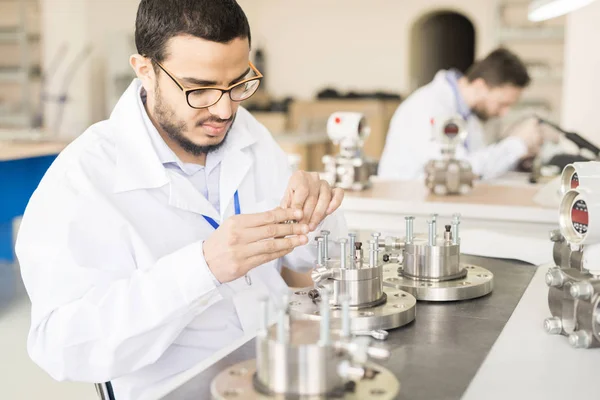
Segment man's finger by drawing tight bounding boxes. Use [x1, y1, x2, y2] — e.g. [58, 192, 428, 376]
[244, 248, 296, 272]
[308, 181, 332, 231]
[242, 235, 308, 259]
[243, 222, 309, 243]
[326, 188, 344, 215]
[280, 189, 291, 209]
[236, 208, 303, 228]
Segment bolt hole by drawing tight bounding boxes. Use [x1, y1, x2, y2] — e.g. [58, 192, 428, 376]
[371, 388, 386, 396]
[393, 304, 406, 309]
[394, 293, 408, 298]
[295, 291, 307, 295]
[223, 388, 242, 398]
[477, 274, 488, 278]
[467, 266, 475, 269]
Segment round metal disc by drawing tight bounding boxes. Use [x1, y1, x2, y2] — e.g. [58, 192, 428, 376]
[211, 359, 400, 400]
[288, 288, 416, 332]
[382, 264, 493, 301]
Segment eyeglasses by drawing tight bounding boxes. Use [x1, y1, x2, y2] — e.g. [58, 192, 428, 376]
[153, 60, 263, 109]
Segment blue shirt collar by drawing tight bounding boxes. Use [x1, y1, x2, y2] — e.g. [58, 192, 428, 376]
[445, 69, 472, 120]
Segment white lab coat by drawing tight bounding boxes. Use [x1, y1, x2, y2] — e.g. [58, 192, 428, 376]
[15, 79, 347, 399]
[378, 70, 528, 180]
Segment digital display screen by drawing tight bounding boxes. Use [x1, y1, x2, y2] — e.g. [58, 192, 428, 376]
[571, 172, 579, 189]
[571, 199, 588, 235]
[444, 122, 460, 139]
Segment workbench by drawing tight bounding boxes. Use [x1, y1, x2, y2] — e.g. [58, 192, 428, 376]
[0, 139, 68, 261]
[144, 255, 547, 400]
[341, 179, 557, 238]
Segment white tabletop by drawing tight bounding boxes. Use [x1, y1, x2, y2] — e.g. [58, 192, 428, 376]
[462, 264, 599, 400]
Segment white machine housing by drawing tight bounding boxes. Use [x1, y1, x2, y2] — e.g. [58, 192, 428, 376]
[322, 112, 377, 191]
[424, 115, 475, 196]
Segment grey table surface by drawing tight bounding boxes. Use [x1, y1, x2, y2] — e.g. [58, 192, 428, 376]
[162, 255, 537, 400]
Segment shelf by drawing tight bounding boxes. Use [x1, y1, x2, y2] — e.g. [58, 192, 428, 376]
[0, 28, 40, 43]
[0, 68, 28, 82]
[498, 26, 565, 41]
[0, 112, 31, 127]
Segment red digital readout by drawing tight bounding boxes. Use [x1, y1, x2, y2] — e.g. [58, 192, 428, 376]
[571, 199, 588, 235]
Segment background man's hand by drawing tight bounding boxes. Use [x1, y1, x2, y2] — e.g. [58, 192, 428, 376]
[203, 208, 309, 283]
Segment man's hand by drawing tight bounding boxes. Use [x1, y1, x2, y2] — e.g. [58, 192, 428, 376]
[203, 208, 309, 283]
[280, 171, 344, 231]
[510, 117, 544, 157]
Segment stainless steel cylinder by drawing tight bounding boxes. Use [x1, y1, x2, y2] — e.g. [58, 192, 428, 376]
[405, 216, 415, 244]
[403, 237, 463, 281]
[316, 237, 325, 266]
[321, 230, 330, 260]
[255, 320, 346, 396]
[340, 239, 348, 269]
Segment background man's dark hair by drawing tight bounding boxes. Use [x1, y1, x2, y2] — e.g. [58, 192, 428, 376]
[135, 0, 251, 65]
[465, 48, 531, 88]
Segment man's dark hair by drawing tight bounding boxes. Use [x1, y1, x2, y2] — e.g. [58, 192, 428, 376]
[135, 0, 251, 64]
[465, 48, 530, 88]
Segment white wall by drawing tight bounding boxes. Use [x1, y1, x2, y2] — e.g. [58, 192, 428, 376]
[561, 0, 600, 145]
[238, 0, 498, 99]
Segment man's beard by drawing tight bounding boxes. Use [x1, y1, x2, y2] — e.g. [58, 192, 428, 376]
[472, 105, 491, 122]
[153, 86, 235, 157]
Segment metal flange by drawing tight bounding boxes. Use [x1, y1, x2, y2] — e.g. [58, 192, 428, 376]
[211, 359, 400, 400]
[288, 287, 416, 332]
[383, 263, 494, 301]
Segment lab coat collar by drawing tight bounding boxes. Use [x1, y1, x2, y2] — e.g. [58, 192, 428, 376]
[111, 80, 258, 218]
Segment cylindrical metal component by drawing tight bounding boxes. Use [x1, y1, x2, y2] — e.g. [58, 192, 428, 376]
[371, 232, 381, 249]
[311, 268, 334, 284]
[321, 230, 330, 260]
[259, 297, 269, 337]
[341, 294, 351, 338]
[544, 317, 563, 335]
[337, 360, 366, 381]
[569, 330, 593, 349]
[319, 290, 331, 346]
[403, 238, 463, 281]
[428, 220, 435, 246]
[549, 229, 563, 243]
[255, 320, 345, 396]
[369, 240, 377, 267]
[545, 268, 566, 288]
[451, 220, 460, 245]
[405, 216, 415, 244]
[444, 225, 451, 243]
[316, 237, 325, 266]
[277, 294, 289, 343]
[570, 281, 594, 300]
[431, 214, 438, 237]
[340, 239, 348, 269]
[348, 233, 357, 257]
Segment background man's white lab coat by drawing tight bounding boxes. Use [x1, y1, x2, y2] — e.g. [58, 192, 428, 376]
[378, 70, 528, 180]
[15, 79, 347, 399]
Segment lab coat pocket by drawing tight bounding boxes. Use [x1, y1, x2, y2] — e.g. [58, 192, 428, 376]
[230, 278, 271, 334]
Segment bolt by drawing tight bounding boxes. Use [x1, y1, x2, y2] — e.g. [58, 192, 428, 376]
[369, 240, 377, 267]
[316, 237, 324, 266]
[545, 268, 565, 288]
[451, 220, 460, 245]
[340, 294, 351, 338]
[319, 289, 331, 346]
[569, 331, 592, 349]
[570, 281, 594, 300]
[348, 233, 357, 256]
[405, 216, 415, 244]
[371, 232, 381, 248]
[549, 229, 563, 243]
[321, 230, 330, 260]
[277, 292, 289, 343]
[544, 317, 562, 335]
[340, 239, 348, 269]
[258, 297, 269, 337]
[427, 220, 436, 246]
[431, 214, 438, 236]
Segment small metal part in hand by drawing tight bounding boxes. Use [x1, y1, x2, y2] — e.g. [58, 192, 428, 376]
[353, 329, 389, 341]
[281, 220, 298, 224]
[308, 288, 320, 300]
